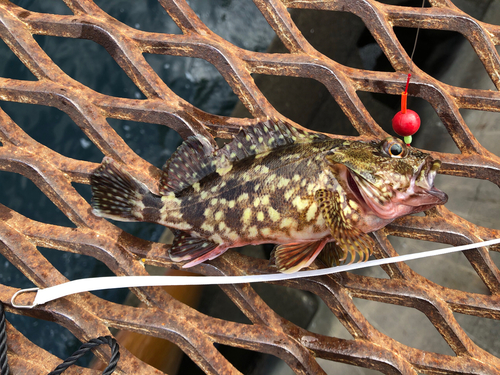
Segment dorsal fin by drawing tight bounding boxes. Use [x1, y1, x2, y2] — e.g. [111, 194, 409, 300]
[160, 119, 328, 194]
[219, 119, 328, 164]
[160, 135, 215, 194]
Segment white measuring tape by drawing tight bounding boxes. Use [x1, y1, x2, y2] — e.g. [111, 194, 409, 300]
[11, 238, 500, 309]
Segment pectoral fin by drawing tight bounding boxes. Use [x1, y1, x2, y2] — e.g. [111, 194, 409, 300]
[315, 189, 374, 264]
[169, 231, 228, 267]
[270, 239, 328, 273]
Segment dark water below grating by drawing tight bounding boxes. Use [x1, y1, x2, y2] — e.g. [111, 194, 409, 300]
[0, 0, 275, 364]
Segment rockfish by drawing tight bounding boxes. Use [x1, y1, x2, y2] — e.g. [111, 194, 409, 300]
[90, 120, 447, 273]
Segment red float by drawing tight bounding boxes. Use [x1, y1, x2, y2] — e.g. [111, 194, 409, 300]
[392, 74, 420, 145]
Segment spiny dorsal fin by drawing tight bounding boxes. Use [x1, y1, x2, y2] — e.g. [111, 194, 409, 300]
[161, 119, 328, 194]
[160, 135, 215, 194]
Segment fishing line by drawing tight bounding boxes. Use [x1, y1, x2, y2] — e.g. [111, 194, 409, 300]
[409, 0, 426, 70]
[392, 0, 426, 145]
[11, 238, 500, 309]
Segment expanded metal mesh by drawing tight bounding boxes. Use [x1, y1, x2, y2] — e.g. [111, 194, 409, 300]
[1, 0, 500, 374]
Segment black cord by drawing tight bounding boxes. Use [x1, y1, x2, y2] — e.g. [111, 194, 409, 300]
[0, 303, 9, 375]
[0, 300, 120, 375]
[48, 336, 120, 375]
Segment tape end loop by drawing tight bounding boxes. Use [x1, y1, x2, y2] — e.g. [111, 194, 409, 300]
[11, 288, 39, 309]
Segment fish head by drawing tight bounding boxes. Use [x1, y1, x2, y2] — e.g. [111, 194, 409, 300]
[327, 137, 448, 220]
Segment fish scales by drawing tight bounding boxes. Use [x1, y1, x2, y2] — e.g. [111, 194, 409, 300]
[170, 141, 339, 244]
[91, 119, 448, 273]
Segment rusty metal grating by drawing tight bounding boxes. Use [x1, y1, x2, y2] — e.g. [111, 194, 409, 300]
[0, 0, 500, 373]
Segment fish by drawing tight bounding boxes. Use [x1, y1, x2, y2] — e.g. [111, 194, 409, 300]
[90, 119, 448, 273]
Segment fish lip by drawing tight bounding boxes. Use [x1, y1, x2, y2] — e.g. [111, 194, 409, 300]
[425, 185, 448, 204]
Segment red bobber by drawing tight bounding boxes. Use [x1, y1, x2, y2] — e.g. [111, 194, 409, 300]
[392, 74, 420, 145]
[392, 108, 420, 137]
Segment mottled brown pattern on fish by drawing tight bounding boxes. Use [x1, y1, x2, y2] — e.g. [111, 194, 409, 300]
[161, 141, 340, 244]
[90, 119, 447, 273]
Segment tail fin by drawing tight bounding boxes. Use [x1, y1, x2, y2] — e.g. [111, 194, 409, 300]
[90, 158, 150, 222]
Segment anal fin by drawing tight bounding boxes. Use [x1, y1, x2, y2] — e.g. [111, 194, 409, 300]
[270, 239, 328, 273]
[169, 232, 227, 268]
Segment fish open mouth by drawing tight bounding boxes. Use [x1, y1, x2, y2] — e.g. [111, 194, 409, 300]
[345, 158, 448, 219]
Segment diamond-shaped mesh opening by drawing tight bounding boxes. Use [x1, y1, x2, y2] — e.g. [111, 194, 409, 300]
[93, 0, 182, 34]
[0, 170, 75, 227]
[0, 38, 37, 80]
[145, 54, 243, 116]
[0, 101, 104, 161]
[352, 297, 456, 355]
[1, 0, 500, 374]
[393, 28, 495, 90]
[35, 35, 148, 99]
[388, 236, 491, 294]
[184, 0, 278, 52]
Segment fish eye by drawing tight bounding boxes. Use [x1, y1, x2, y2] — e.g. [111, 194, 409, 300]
[390, 143, 403, 156]
[382, 138, 407, 158]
